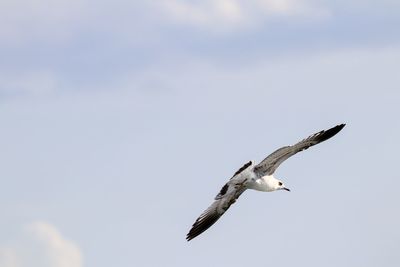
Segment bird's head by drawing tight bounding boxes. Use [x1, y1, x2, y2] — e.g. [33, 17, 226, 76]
[276, 179, 290, 192]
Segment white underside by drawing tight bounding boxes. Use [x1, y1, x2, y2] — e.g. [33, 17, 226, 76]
[247, 175, 277, 192]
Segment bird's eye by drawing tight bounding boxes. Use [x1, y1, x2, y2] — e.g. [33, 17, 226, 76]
[278, 182, 283, 186]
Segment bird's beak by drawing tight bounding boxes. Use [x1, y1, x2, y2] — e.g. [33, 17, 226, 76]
[283, 187, 291, 192]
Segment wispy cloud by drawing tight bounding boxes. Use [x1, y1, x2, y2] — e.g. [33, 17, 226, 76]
[0, 0, 398, 100]
[161, 0, 245, 30]
[0, 222, 83, 267]
[159, 0, 330, 31]
[0, 0, 330, 42]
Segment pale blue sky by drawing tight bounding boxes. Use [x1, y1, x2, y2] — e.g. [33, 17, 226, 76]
[1, 1, 400, 267]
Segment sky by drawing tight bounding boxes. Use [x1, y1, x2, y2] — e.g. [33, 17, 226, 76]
[0, 1, 400, 267]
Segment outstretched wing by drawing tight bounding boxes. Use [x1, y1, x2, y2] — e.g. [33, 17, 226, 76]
[254, 124, 345, 176]
[186, 161, 253, 241]
[186, 186, 246, 241]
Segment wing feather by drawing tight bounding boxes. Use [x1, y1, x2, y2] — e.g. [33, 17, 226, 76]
[186, 185, 246, 241]
[254, 124, 345, 176]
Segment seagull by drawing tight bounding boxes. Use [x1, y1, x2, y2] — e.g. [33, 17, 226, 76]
[186, 124, 345, 241]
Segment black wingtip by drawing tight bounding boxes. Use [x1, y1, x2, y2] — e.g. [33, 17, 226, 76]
[331, 123, 346, 134]
[186, 210, 222, 241]
[186, 234, 196, 242]
[317, 123, 346, 143]
[186, 229, 201, 242]
[332, 123, 346, 133]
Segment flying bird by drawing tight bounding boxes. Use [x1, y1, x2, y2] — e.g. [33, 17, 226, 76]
[186, 123, 345, 241]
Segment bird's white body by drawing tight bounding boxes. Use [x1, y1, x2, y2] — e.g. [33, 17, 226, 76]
[232, 161, 282, 192]
[247, 174, 280, 192]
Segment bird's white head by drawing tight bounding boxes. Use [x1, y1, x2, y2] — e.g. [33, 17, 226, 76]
[268, 176, 291, 192]
[276, 179, 291, 192]
[260, 175, 291, 192]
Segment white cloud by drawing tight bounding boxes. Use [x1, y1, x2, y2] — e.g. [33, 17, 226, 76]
[0, 247, 18, 267]
[0, 222, 83, 267]
[161, 0, 244, 29]
[0, 0, 330, 43]
[160, 0, 330, 31]
[256, 0, 325, 16]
